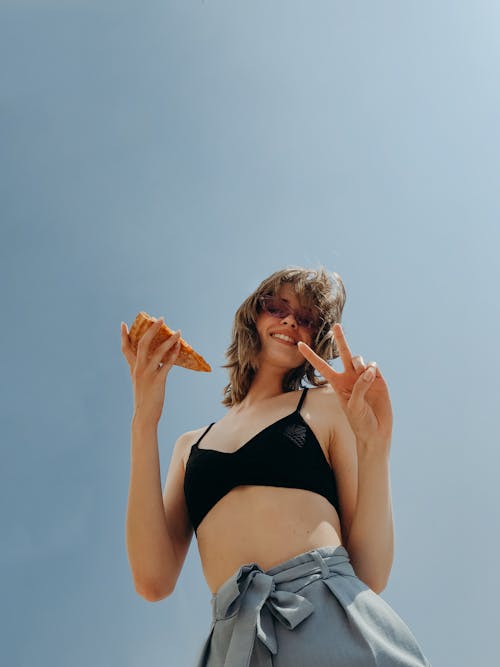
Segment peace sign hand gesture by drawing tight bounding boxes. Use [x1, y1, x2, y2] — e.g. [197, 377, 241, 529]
[298, 323, 393, 455]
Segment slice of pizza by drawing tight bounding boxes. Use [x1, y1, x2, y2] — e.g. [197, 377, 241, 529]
[128, 311, 211, 372]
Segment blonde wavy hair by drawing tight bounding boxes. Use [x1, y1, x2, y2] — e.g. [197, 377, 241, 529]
[221, 266, 346, 407]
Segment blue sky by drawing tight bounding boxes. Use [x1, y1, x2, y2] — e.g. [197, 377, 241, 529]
[2, 1, 499, 665]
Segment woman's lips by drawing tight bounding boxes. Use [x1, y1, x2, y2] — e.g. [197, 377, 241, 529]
[270, 335, 296, 347]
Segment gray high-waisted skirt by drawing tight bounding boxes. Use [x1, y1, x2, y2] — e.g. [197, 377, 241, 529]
[195, 545, 432, 667]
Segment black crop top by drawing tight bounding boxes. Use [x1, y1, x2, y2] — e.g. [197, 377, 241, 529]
[183, 388, 340, 534]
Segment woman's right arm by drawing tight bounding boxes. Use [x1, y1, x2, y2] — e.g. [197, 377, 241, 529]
[126, 418, 193, 601]
[121, 318, 193, 601]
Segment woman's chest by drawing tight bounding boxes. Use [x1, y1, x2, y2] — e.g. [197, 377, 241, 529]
[183, 389, 335, 469]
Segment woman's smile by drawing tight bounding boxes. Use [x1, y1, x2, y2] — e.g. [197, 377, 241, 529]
[270, 333, 297, 346]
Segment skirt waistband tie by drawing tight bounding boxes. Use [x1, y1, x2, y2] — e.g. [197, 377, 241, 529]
[208, 546, 357, 667]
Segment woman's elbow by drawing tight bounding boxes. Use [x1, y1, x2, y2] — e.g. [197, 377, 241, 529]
[136, 579, 175, 602]
[370, 576, 389, 595]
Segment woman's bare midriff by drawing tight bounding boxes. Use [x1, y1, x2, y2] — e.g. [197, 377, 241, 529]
[196, 486, 343, 593]
[183, 386, 343, 594]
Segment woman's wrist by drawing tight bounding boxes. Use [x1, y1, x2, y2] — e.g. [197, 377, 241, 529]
[355, 437, 391, 458]
[132, 412, 159, 432]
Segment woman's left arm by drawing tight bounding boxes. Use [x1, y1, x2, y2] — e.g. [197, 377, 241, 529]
[346, 442, 394, 593]
[298, 323, 394, 593]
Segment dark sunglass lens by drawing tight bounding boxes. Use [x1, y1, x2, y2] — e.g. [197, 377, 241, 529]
[266, 297, 288, 317]
[300, 318, 314, 329]
[296, 310, 316, 329]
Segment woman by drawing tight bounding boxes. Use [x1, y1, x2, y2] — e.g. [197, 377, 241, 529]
[121, 266, 432, 666]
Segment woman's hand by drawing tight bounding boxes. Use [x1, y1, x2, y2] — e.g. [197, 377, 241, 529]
[297, 323, 393, 454]
[121, 317, 181, 426]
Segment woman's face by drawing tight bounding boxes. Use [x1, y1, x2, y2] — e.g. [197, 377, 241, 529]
[255, 283, 317, 366]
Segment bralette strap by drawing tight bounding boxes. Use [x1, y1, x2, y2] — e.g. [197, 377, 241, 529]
[296, 387, 309, 413]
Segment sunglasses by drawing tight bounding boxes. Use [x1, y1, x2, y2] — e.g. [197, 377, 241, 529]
[258, 295, 321, 331]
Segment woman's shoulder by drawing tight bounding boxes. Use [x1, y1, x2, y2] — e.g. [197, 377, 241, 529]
[179, 423, 214, 447]
[305, 384, 342, 411]
[177, 424, 215, 471]
[304, 385, 347, 444]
